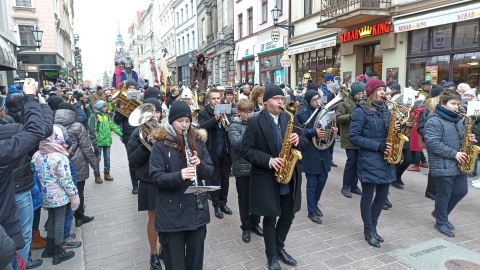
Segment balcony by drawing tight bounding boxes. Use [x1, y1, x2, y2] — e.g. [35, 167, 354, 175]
[317, 0, 391, 28]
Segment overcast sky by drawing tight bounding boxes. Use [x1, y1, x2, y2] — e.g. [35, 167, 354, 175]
[74, 0, 151, 82]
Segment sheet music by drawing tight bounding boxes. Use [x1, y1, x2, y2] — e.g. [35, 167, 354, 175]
[403, 87, 419, 106]
[214, 104, 232, 114]
[467, 101, 480, 116]
[327, 82, 339, 92]
[318, 111, 336, 129]
[127, 90, 142, 100]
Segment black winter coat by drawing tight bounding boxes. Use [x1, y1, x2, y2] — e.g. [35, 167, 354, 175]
[240, 110, 308, 217]
[149, 125, 214, 232]
[127, 127, 152, 184]
[0, 104, 53, 194]
[0, 95, 45, 237]
[114, 111, 136, 144]
[198, 105, 231, 162]
[54, 109, 98, 181]
[228, 116, 251, 177]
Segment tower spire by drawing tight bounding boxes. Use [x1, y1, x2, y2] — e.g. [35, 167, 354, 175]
[115, 22, 125, 47]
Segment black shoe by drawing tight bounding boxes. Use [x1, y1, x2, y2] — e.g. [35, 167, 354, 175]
[150, 253, 162, 270]
[214, 206, 224, 219]
[372, 229, 384, 243]
[350, 188, 362, 195]
[220, 204, 233, 215]
[52, 243, 75, 265]
[431, 211, 455, 230]
[316, 206, 323, 217]
[341, 189, 352, 198]
[75, 215, 94, 227]
[425, 192, 436, 200]
[435, 223, 455, 237]
[267, 256, 281, 270]
[308, 212, 322, 224]
[251, 224, 264, 237]
[41, 238, 54, 258]
[277, 249, 297, 266]
[242, 230, 251, 243]
[397, 179, 405, 186]
[391, 181, 404, 190]
[330, 161, 338, 167]
[385, 198, 392, 208]
[132, 186, 138, 194]
[364, 230, 381, 248]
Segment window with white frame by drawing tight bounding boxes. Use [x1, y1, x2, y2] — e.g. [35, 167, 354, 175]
[176, 12, 179, 26]
[223, 0, 228, 27]
[187, 34, 190, 51]
[19, 25, 36, 46]
[190, 0, 194, 15]
[192, 31, 195, 50]
[16, 0, 32, 7]
[182, 37, 185, 54]
[186, 4, 189, 18]
[181, 9, 184, 23]
[304, 0, 313, 16]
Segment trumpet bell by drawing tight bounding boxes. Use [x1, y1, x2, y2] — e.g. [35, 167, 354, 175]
[129, 103, 156, 127]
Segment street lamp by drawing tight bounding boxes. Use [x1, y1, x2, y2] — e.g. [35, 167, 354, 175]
[218, 31, 235, 49]
[270, 6, 295, 37]
[15, 26, 43, 56]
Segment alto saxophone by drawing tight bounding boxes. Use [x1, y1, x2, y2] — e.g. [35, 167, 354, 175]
[384, 99, 409, 164]
[457, 113, 480, 173]
[275, 102, 303, 184]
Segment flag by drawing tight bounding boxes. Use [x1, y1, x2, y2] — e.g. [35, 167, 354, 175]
[159, 52, 169, 93]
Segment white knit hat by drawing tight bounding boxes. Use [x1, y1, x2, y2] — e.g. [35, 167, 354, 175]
[464, 88, 476, 97]
[457, 83, 471, 94]
[181, 88, 192, 99]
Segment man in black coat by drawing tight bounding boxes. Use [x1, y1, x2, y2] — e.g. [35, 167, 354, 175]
[0, 78, 45, 267]
[240, 84, 308, 270]
[198, 88, 233, 219]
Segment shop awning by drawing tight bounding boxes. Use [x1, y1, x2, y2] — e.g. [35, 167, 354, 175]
[0, 37, 17, 70]
[288, 36, 337, 55]
[393, 2, 480, 33]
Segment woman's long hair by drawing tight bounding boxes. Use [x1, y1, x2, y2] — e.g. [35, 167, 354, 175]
[175, 126, 198, 160]
[427, 96, 440, 113]
[250, 86, 265, 106]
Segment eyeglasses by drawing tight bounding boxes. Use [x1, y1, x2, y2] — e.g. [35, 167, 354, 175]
[271, 96, 284, 101]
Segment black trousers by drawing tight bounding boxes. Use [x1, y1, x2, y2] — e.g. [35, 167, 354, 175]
[210, 155, 232, 207]
[434, 175, 468, 226]
[360, 182, 389, 230]
[412, 151, 427, 166]
[235, 176, 260, 230]
[33, 208, 41, 231]
[263, 192, 295, 259]
[124, 142, 138, 188]
[74, 181, 86, 218]
[395, 148, 412, 182]
[159, 225, 206, 270]
[426, 172, 437, 197]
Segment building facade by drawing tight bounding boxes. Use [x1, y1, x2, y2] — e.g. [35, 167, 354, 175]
[157, 0, 177, 84]
[0, 0, 16, 86]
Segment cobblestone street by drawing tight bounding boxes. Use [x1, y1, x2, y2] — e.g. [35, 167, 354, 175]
[33, 137, 480, 270]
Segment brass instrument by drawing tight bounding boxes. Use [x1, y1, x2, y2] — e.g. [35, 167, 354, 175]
[128, 103, 160, 151]
[182, 130, 205, 211]
[275, 102, 303, 184]
[384, 99, 409, 164]
[457, 112, 480, 173]
[312, 86, 349, 150]
[400, 107, 419, 137]
[220, 114, 230, 130]
[192, 109, 201, 129]
[112, 85, 142, 117]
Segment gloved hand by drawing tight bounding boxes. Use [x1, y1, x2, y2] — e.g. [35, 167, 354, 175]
[69, 194, 80, 211]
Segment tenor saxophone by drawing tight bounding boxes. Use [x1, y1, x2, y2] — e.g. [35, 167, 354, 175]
[384, 99, 409, 164]
[457, 114, 480, 173]
[275, 102, 303, 184]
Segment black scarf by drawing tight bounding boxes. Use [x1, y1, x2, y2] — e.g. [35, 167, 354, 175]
[435, 104, 460, 123]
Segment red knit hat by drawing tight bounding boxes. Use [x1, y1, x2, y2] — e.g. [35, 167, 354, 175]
[365, 78, 386, 97]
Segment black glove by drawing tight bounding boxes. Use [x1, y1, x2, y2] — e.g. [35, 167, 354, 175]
[378, 142, 387, 152]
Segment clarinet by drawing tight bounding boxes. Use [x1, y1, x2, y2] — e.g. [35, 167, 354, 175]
[182, 130, 205, 211]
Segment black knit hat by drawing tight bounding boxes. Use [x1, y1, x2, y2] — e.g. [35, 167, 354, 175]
[168, 101, 192, 124]
[307, 82, 318, 91]
[144, 87, 162, 99]
[143, 98, 162, 112]
[58, 102, 75, 112]
[126, 79, 137, 89]
[47, 96, 64, 111]
[263, 84, 284, 102]
[430, 85, 444, 98]
[305, 90, 319, 104]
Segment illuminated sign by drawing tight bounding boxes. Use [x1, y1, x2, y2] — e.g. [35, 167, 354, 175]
[340, 22, 391, 43]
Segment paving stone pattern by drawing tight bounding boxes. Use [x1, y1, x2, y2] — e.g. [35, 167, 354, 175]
[35, 137, 480, 269]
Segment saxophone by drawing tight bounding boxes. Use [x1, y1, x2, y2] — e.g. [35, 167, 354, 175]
[384, 99, 409, 164]
[275, 102, 303, 184]
[457, 114, 480, 173]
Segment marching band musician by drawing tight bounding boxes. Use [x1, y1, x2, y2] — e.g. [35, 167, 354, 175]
[297, 90, 337, 224]
[180, 87, 196, 112]
[127, 98, 164, 270]
[224, 85, 235, 107]
[240, 84, 308, 270]
[250, 86, 265, 114]
[348, 78, 399, 248]
[198, 88, 233, 219]
[149, 101, 214, 270]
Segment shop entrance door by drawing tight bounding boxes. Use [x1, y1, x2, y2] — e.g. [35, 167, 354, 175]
[363, 44, 383, 79]
[467, 68, 480, 89]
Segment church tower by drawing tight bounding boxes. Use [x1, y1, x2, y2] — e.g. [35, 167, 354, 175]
[114, 23, 126, 62]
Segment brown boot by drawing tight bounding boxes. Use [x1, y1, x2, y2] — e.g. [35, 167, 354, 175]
[31, 230, 46, 249]
[104, 170, 114, 181]
[94, 172, 103, 184]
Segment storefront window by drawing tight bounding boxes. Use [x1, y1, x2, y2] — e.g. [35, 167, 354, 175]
[295, 47, 340, 87]
[453, 52, 480, 88]
[410, 28, 429, 55]
[325, 48, 333, 68]
[297, 54, 303, 68]
[455, 21, 479, 50]
[428, 55, 450, 83]
[260, 52, 284, 85]
[309, 51, 317, 69]
[363, 44, 383, 79]
[408, 57, 427, 89]
[302, 52, 309, 69]
[247, 60, 255, 72]
[430, 24, 453, 52]
[317, 49, 324, 68]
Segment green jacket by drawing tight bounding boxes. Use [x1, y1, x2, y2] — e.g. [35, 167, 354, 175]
[336, 96, 358, 149]
[88, 112, 123, 147]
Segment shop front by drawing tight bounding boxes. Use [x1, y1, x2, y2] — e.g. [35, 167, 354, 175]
[235, 36, 257, 84]
[288, 36, 338, 87]
[394, 2, 480, 89]
[257, 38, 285, 85]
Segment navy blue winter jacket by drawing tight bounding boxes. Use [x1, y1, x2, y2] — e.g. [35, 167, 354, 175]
[348, 101, 395, 184]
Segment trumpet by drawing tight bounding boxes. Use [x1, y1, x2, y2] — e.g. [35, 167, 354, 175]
[220, 114, 230, 130]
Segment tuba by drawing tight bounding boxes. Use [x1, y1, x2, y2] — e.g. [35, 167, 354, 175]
[457, 113, 480, 173]
[275, 102, 303, 184]
[112, 84, 142, 117]
[384, 99, 409, 164]
[128, 103, 160, 151]
[312, 86, 349, 150]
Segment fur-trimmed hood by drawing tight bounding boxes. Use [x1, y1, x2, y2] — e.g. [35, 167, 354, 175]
[152, 124, 207, 142]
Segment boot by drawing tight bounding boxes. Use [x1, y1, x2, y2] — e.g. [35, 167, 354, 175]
[52, 243, 75, 265]
[41, 238, 54, 258]
[31, 230, 46, 249]
[104, 170, 114, 181]
[364, 229, 381, 248]
[94, 172, 103, 184]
